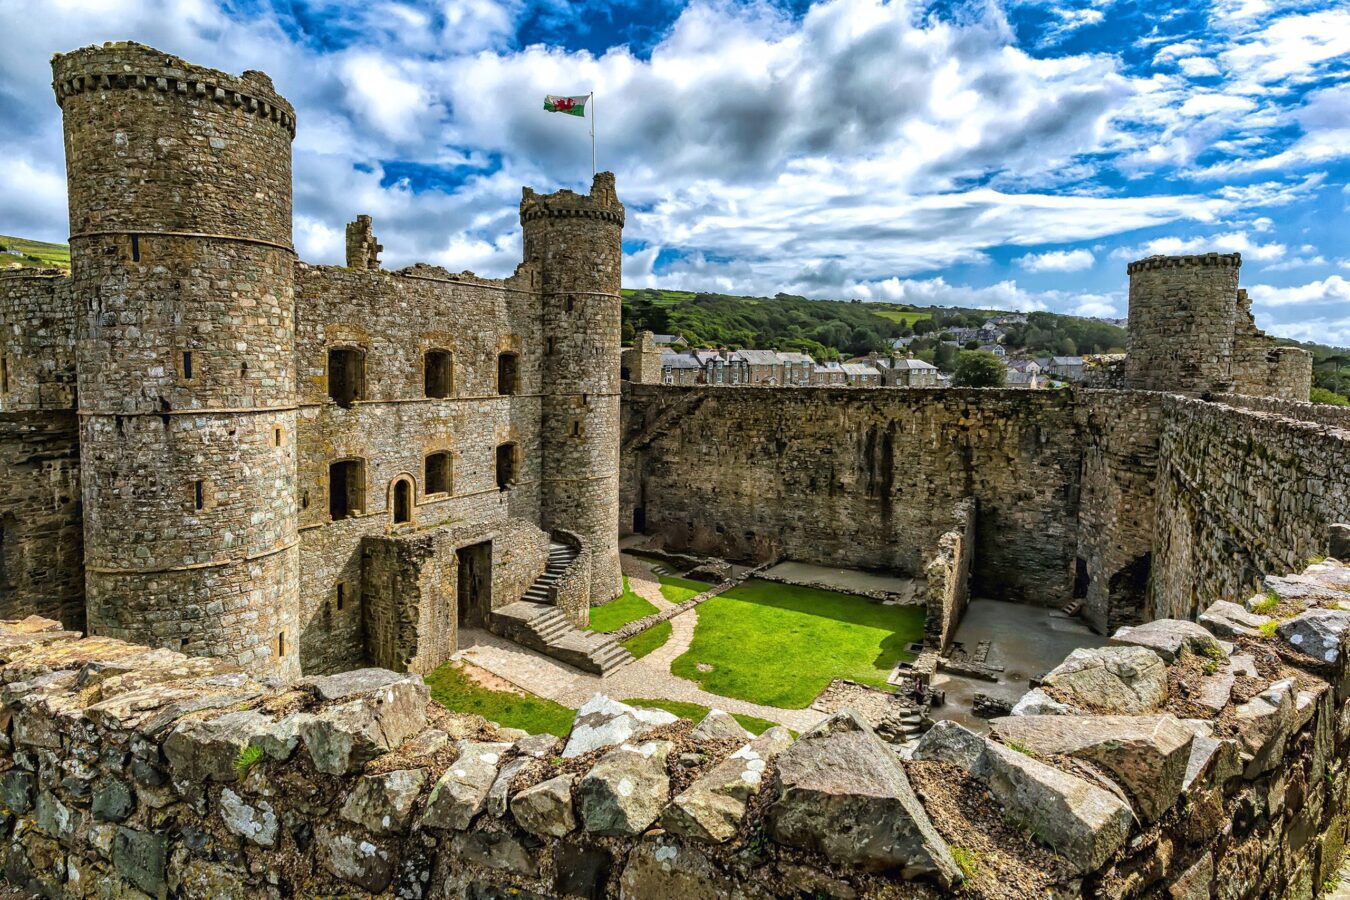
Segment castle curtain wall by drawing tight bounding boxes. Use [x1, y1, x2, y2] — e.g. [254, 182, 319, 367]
[622, 384, 1084, 606]
[1151, 396, 1350, 620]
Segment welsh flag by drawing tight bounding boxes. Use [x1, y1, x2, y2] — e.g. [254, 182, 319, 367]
[544, 94, 588, 117]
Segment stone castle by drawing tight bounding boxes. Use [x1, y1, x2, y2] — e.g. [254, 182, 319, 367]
[2, 41, 1350, 900]
[1, 42, 625, 681]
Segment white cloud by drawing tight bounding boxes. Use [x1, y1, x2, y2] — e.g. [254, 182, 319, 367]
[1014, 248, 1096, 272]
[1111, 231, 1286, 263]
[1179, 93, 1255, 117]
[1248, 275, 1350, 307]
[1176, 56, 1221, 77]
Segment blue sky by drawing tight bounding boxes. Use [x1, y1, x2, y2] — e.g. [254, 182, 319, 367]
[1, 0, 1347, 343]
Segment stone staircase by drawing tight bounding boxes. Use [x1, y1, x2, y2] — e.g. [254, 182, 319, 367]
[622, 391, 708, 453]
[489, 542, 635, 676]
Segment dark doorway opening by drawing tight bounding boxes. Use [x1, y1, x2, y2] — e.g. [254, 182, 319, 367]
[496, 443, 517, 491]
[457, 541, 492, 628]
[328, 347, 366, 407]
[1073, 557, 1090, 599]
[497, 352, 519, 396]
[633, 506, 646, 533]
[392, 479, 412, 524]
[1108, 553, 1152, 628]
[329, 459, 366, 521]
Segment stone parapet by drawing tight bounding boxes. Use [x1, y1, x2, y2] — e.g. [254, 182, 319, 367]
[4, 557, 1350, 897]
[51, 42, 295, 136]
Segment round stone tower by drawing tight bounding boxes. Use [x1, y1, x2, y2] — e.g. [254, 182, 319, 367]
[53, 43, 300, 678]
[1125, 252, 1241, 394]
[521, 173, 625, 604]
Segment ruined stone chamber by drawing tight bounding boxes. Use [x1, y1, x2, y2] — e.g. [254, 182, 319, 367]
[54, 44, 301, 679]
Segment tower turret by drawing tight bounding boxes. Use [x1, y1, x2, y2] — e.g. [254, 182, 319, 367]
[1124, 253, 1241, 394]
[521, 173, 625, 603]
[53, 43, 300, 677]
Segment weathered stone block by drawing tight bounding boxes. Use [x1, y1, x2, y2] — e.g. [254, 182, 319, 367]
[767, 712, 958, 884]
[578, 740, 673, 837]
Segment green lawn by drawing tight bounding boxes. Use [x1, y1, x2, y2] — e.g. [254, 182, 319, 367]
[669, 579, 925, 709]
[587, 577, 660, 633]
[624, 698, 778, 736]
[425, 662, 576, 737]
[620, 620, 672, 659]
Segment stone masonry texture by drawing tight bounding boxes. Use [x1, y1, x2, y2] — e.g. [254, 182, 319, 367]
[0, 42, 625, 680]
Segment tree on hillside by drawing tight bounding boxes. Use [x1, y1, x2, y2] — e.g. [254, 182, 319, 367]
[953, 350, 1007, 387]
[934, 342, 959, 373]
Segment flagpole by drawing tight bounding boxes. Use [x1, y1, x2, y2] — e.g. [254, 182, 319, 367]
[590, 91, 596, 178]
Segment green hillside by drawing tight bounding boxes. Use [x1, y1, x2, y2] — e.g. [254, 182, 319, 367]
[0, 235, 69, 271]
[621, 288, 1126, 363]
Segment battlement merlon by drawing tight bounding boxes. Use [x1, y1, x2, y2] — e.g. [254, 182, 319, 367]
[520, 172, 625, 227]
[1126, 252, 1241, 274]
[51, 42, 296, 138]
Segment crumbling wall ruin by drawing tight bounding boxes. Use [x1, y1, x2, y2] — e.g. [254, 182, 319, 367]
[1152, 396, 1350, 621]
[922, 499, 974, 653]
[3, 552, 1350, 898]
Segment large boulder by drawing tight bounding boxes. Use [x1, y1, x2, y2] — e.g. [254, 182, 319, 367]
[510, 773, 577, 838]
[662, 726, 793, 843]
[1234, 678, 1296, 777]
[1277, 609, 1350, 665]
[299, 674, 428, 775]
[1042, 646, 1168, 713]
[1109, 619, 1225, 664]
[1176, 719, 1243, 792]
[913, 721, 1132, 875]
[1199, 601, 1271, 640]
[991, 715, 1193, 821]
[420, 741, 511, 831]
[690, 709, 753, 742]
[339, 769, 428, 835]
[563, 695, 678, 758]
[766, 711, 959, 886]
[578, 740, 673, 836]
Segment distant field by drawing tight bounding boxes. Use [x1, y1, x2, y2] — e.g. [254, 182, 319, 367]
[868, 308, 932, 326]
[0, 235, 70, 271]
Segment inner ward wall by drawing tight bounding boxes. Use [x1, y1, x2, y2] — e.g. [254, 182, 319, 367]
[623, 384, 1085, 605]
[1151, 395, 1350, 619]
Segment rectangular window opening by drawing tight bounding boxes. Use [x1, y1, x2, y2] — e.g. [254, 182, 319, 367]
[194, 480, 204, 511]
[277, 631, 285, 658]
[130, 234, 140, 262]
[425, 452, 451, 495]
[274, 427, 283, 447]
[183, 351, 193, 380]
[0, 356, 9, 394]
[336, 583, 346, 611]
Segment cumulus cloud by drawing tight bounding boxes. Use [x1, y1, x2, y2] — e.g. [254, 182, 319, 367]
[1111, 231, 1287, 263]
[0, 0, 1342, 344]
[1014, 248, 1095, 272]
[1248, 275, 1350, 308]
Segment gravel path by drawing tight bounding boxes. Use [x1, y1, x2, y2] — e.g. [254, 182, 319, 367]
[619, 555, 673, 611]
